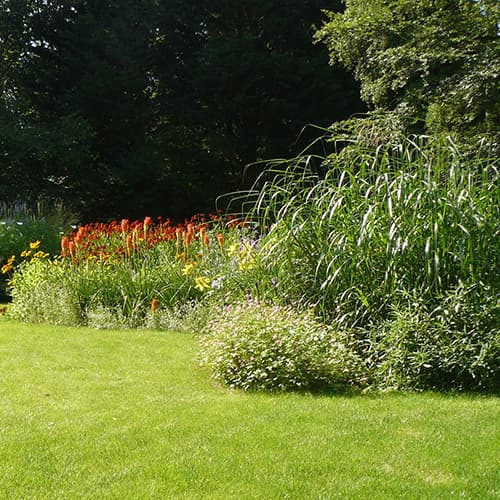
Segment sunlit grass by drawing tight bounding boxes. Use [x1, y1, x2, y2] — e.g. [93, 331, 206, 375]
[0, 319, 498, 498]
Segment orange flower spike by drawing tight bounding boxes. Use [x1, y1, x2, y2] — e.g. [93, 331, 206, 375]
[199, 226, 206, 242]
[143, 216, 153, 241]
[68, 241, 76, 258]
[121, 219, 130, 233]
[216, 233, 224, 248]
[126, 234, 134, 255]
[74, 228, 84, 245]
[184, 231, 193, 246]
[61, 236, 70, 256]
[151, 298, 158, 313]
[203, 233, 210, 246]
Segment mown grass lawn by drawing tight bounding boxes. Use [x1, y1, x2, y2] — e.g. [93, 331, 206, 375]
[0, 319, 498, 499]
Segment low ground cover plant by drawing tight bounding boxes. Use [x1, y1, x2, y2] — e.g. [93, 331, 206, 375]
[200, 299, 365, 391]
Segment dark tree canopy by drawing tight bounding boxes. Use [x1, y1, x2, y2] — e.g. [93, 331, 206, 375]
[0, 0, 363, 220]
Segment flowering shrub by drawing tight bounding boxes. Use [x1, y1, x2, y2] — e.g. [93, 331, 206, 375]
[6, 240, 81, 325]
[200, 300, 365, 391]
[8, 256, 81, 325]
[0, 203, 74, 299]
[1, 240, 49, 275]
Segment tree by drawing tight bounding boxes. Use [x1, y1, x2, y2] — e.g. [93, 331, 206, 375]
[1, 0, 364, 220]
[152, 0, 364, 213]
[315, 0, 499, 140]
[0, 0, 162, 218]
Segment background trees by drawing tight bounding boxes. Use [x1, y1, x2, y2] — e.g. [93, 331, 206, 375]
[316, 0, 499, 142]
[0, 0, 363, 220]
[0, 0, 160, 218]
[2, 0, 497, 220]
[152, 0, 364, 217]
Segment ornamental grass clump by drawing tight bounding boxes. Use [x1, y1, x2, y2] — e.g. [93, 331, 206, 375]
[200, 300, 365, 391]
[251, 136, 499, 327]
[244, 134, 499, 391]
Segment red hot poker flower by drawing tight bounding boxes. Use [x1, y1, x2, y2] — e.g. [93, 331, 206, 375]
[61, 236, 70, 256]
[126, 234, 134, 254]
[216, 233, 224, 247]
[151, 298, 158, 313]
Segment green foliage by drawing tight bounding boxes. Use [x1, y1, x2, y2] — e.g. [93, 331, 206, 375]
[316, 0, 499, 139]
[252, 136, 499, 327]
[0, 0, 160, 218]
[0, 201, 76, 300]
[7, 258, 81, 325]
[5, 135, 499, 392]
[242, 135, 499, 391]
[364, 285, 500, 392]
[200, 300, 364, 391]
[0, 0, 362, 220]
[6, 220, 278, 329]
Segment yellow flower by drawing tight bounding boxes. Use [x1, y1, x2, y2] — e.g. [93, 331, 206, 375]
[1, 263, 13, 274]
[1, 255, 15, 273]
[238, 257, 256, 271]
[237, 243, 256, 270]
[194, 276, 211, 292]
[182, 262, 196, 276]
[33, 251, 49, 259]
[176, 252, 186, 262]
[227, 243, 239, 257]
[21, 250, 32, 257]
[29, 240, 41, 250]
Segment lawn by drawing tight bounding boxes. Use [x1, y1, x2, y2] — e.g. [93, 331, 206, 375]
[0, 319, 498, 499]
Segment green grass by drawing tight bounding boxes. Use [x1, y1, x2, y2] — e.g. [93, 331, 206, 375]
[0, 319, 498, 499]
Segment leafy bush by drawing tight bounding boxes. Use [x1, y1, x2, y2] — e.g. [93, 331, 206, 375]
[200, 300, 365, 391]
[0, 201, 76, 300]
[364, 284, 500, 392]
[7, 257, 81, 325]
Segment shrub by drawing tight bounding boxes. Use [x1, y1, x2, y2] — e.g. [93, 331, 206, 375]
[200, 300, 365, 391]
[0, 201, 76, 300]
[7, 257, 81, 325]
[364, 284, 500, 392]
